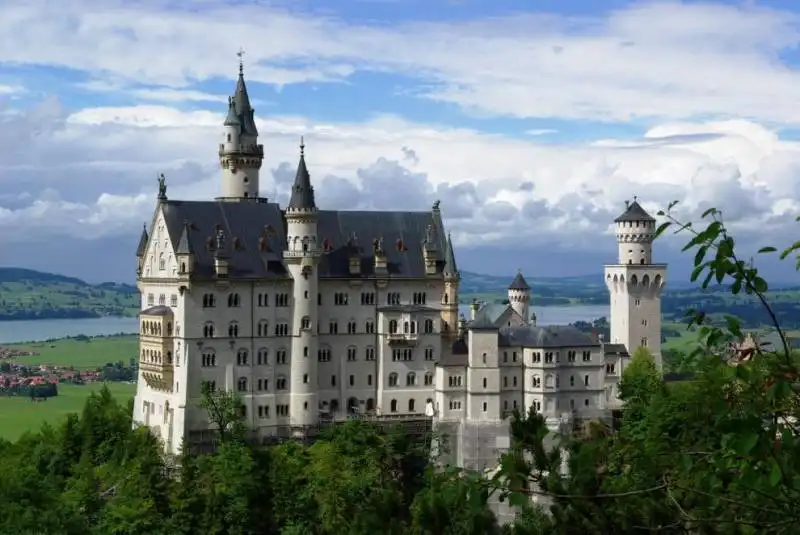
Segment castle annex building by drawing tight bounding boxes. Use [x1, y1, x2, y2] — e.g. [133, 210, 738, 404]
[132, 66, 666, 455]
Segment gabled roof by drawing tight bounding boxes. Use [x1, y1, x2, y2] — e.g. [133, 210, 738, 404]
[614, 200, 655, 223]
[469, 303, 511, 329]
[499, 325, 598, 348]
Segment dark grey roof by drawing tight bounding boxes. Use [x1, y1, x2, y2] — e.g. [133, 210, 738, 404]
[603, 343, 628, 355]
[509, 271, 530, 290]
[288, 144, 316, 211]
[314, 209, 447, 278]
[176, 221, 193, 255]
[154, 201, 448, 280]
[232, 70, 258, 136]
[470, 303, 511, 328]
[141, 305, 172, 316]
[470, 314, 500, 331]
[160, 200, 288, 280]
[136, 224, 149, 257]
[498, 325, 598, 348]
[614, 200, 655, 223]
[443, 233, 458, 278]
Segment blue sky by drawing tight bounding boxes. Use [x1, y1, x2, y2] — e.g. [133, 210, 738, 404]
[1, 0, 800, 282]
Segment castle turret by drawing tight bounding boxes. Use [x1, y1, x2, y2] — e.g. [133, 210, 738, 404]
[508, 271, 531, 324]
[283, 139, 320, 431]
[604, 197, 666, 370]
[441, 233, 460, 337]
[218, 57, 264, 200]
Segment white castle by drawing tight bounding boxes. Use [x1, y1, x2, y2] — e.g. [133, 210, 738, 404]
[132, 65, 666, 455]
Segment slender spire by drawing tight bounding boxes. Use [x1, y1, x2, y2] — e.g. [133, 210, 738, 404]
[287, 137, 316, 211]
[136, 223, 149, 257]
[443, 233, 459, 278]
[232, 47, 257, 136]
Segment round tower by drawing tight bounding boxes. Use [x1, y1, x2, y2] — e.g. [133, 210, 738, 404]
[614, 197, 657, 265]
[218, 60, 263, 200]
[508, 271, 531, 324]
[284, 139, 320, 431]
[604, 197, 666, 372]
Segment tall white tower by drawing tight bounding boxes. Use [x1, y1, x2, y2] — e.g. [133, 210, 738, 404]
[604, 198, 666, 369]
[283, 139, 320, 432]
[218, 59, 263, 200]
[508, 271, 531, 325]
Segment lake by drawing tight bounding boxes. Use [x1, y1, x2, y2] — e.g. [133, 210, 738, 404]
[0, 304, 611, 344]
[0, 316, 139, 344]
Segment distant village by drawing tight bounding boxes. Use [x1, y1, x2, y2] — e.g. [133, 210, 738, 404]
[0, 347, 136, 397]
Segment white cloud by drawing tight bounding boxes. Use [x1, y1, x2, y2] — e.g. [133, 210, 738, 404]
[1, 1, 800, 122]
[1, 100, 798, 258]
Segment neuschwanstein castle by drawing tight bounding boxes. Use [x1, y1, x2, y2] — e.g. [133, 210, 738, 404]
[132, 64, 666, 455]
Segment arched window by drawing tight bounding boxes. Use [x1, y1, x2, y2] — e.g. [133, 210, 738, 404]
[228, 322, 239, 337]
[237, 349, 248, 366]
[403, 321, 410, 334]
[406, 372, 416, 386]
[203, 322, 215, 338]
[424, 319, 434, 334]
[301, 316, 311, 329]
[257, 320, 269, 337]
[424, 372, 434, 386]
[389, 320, 398, 334]
[388, 373, 399, 387]
[276, 376, 287, 390]
[390, 399, 398, 412]
[408, 399, 416, 412]
[257, 348, 268, 365]
[570, 375, 575, 387]
[237, 377, 248, 392]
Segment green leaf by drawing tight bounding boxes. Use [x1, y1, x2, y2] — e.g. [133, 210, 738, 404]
[690, 264, 705, 282]
[654, 222, 672, 239]
[735, 432, 759, 455]
[769, 461, 782, 487]
[758, 246, 777, 254]
[668, 200, 680, 211]
[731, 279, 742, 294]
[694, 246, 707, 267]
[724, 315, 742, 338]
[701, 207, 718, 218]
[752, 277, 768, 293]
[779, 241, 800, 260]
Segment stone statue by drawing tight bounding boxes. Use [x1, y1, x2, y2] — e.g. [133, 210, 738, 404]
[157, 173, 167, 200]
[432, 199, 440, 211]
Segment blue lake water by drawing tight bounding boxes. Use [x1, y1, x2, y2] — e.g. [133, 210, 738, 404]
[0, 304, 611, 344]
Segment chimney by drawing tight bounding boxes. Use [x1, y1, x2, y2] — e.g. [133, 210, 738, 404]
[422, 225, 437, 276]
[373, 237, 387, 275]
[348, 232, 361, 275]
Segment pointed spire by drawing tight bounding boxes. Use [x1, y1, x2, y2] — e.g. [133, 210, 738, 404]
[232, 48, 258, 136]
[288, 137, 316, 211]
[136, 223, 149, 257]
[224, 96, 240, 126]
[443, 233, 459, 278]
[177, 221, 193, 255]
[509, 270, 530, 290]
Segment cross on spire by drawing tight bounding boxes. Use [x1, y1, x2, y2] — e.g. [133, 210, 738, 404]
[236, 47, 246, 75]
[300, 136, 305, 156]
[633, 195, 638, 202]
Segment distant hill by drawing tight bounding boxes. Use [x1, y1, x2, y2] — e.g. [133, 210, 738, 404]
[0, 268, 138, 321]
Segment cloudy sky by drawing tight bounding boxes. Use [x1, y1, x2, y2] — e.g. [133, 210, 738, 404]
[0, 0, 799, 284]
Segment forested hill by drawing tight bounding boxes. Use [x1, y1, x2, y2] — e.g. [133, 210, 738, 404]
[0, 268, 138, 321]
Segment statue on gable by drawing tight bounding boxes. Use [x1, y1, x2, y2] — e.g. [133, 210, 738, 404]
[157, 173, 168, 201]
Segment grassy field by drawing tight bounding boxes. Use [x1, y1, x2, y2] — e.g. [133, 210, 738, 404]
[0, 381, 137, 442]
[6, 335, 139, 369]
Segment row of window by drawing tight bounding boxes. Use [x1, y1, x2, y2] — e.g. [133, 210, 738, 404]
[447, 373, 595, 389]
[201, 318, 437, 338]
[447, 397, 593, 414]
[201, 345, 433, 366]
[199, 291, 429, 308]
[146, 293, 178, 308]
[235, 371, 433, 392]
[252, 397, 430, 418]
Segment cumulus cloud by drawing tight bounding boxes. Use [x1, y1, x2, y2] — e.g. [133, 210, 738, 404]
[2, 1, 800, 123]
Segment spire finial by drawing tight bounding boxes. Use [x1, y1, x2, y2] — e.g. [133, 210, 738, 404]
[300, 136, 305, 156]
[633, 195, 638, 203]
[236, 47, 246, 75]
